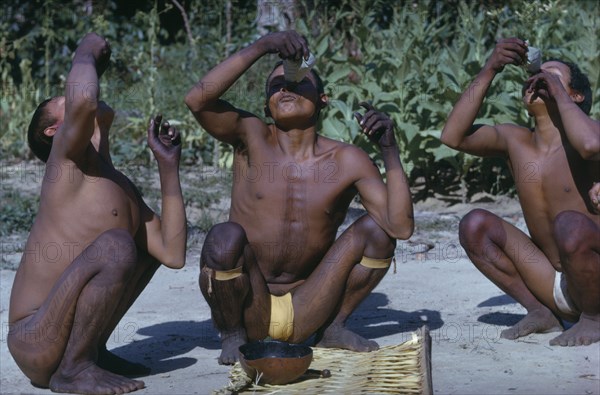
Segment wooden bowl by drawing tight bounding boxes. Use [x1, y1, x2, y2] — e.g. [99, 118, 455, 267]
[238, 341, 313, 385]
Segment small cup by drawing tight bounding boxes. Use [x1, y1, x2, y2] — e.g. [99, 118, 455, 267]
[526, 45, 541, 74]
[284, 53, 316, 83]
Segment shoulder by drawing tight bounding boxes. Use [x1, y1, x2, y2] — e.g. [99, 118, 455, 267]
[317, 136, 369, 158]
[495, 123, 533, 139]
[319, 137, 379, 180]
[335, 140, 374, 166]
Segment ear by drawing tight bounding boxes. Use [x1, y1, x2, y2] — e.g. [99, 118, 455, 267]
[43, 125, 58, 137]
[318, 93, 329, 109]
[264, 102, 272, 118]
[570, 91, 584, 104]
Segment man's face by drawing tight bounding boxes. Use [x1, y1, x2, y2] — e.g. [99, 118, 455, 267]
[265, 65, 323, 126]
[522, 61, 572, 106]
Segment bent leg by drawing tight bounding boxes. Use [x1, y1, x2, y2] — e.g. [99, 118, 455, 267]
[315, 215, 395, 351]
[292, 215, 395, 351]
[459, 209, 561, 340]
[199, 222, 269, 365]
[97, 248, 160, 375]
[7, 229, 145, 394]
[550, 211, 600, 346]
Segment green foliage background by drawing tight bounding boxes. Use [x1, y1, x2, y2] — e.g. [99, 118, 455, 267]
[1, 0, 599, 201]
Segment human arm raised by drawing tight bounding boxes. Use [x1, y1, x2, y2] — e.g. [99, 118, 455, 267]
[352, 103, 414, 240]
[136, 115, 187, 269]
[525, 71, 600, 160]
[184, 31, 308, 145]
[440, 38, 528, 156]
[52, 33, 111, 162]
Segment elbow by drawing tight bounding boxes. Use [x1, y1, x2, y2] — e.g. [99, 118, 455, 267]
[395, 227, 414, 241]
[164, 258, 185, 270]
[580, 140, 600, 160]
[184, 86, 207, 113]
[184, 91, 196, 111]
[440, 129, 459, 149]
[389, 221, 414, 241]
[162, 252, 187, 270]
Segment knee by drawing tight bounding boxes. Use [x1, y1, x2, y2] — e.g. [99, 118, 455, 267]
[356, 215, 396, 258]
[92, 229, 137, 273]
[554, 210, 589, 258]
[458, 209, 496, 248]
[201, 222, 247, 269]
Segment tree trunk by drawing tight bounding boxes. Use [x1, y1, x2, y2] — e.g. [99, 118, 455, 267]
[256, 0, 298, 35]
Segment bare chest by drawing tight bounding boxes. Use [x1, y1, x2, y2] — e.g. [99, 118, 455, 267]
[41, 164, 141, 238]
[78, 175, 140, 233]
[231, 157, 352, 224]
[510, 146, 595, 210]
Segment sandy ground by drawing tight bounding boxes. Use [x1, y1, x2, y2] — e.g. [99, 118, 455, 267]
[0, 162, 599, 394]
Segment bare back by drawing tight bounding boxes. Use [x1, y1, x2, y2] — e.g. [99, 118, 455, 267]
[230, 124, 361, 285]
[9, 148, 142, 323]
[502, 124, 599, 268]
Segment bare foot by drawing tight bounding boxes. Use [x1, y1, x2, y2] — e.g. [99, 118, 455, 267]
[315, 323, 379, 351]
[219, 328, 247, 365]
[98, 348, 151, 376]
[550, 313, 600, 346]
[501, 308, 562, 340]
[49, 363, 145, 394]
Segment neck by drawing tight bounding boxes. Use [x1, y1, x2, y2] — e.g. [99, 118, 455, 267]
[274, 124, 318, 160]
[532, 104, 564, 149]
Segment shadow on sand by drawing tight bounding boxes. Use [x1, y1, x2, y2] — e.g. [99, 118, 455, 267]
[109, 292, 441, 375]
[346, 292, 443, 340]
[109, 319, 219, 375]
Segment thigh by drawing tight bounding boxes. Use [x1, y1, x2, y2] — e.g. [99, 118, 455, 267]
[7, 229, 136, 380]
[290, 217, 372, 336]
[498, 219, 558, 311]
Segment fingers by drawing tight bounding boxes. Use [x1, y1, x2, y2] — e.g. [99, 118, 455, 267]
[359, 101, 375, 112]
[356, 103, 391, 137]
[490, 38, 528, 69]
[496, 47, 525, 66]
[169, 126, 182, 146]
[361, 112, 386, 136]
[279, 31, 309, 60]
[590, 183, 600, 208]
[155, 117, 181, 146]
[300, 35, 310, 60]
[160, 120, 170, 137]
[148, 114, 162, 138]
[353, 111, 363, 124]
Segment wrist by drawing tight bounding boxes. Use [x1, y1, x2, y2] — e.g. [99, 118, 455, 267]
[73, 52, 96, 65]
[380, 142, 399, 153]
[253, 36, 270, 56]
[157, 158, 180, 172]
[479, 65, 498, 80]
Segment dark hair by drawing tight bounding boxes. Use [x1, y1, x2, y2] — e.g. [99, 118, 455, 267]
[549, 59, 592, 115]
[265, 60, 325, 97]
[27, 98, 57, 162]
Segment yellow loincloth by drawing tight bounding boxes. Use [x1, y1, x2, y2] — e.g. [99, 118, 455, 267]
[268, 293, 294, 341]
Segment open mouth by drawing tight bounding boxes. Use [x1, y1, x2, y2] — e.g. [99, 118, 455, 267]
[279, 95, 297, 103]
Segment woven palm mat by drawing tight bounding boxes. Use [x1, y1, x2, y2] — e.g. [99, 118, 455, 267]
[216, 326, 432, 395]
